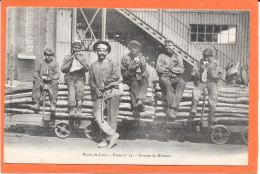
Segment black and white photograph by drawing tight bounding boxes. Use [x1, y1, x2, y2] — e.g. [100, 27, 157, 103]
[4, 7, 249, 165]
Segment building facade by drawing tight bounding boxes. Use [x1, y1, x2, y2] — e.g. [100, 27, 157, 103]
[5, 8, 250, 83]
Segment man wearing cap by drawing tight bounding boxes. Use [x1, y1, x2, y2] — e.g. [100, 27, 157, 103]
[61, 40, 89, 117]
[32, 48, 60, 125]
[89, 40, 120, 148]
[189, 48, 222, 126]
[121, 40, 149, 111]
[156, 40, 186, 120]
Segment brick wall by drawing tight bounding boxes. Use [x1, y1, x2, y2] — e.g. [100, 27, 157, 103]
[14, 8, 26, 80]
[13, 7, 56, 81]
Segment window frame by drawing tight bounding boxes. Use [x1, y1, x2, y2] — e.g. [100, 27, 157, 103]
[190, 24, 237, 44]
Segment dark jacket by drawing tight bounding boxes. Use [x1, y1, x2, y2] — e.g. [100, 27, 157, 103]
[121, 53, 149, 82]
[156, 52, 184, 78]
[192, 57, 222, 84]
[89, 59, 120, 101]
[33, 57, 60, 81]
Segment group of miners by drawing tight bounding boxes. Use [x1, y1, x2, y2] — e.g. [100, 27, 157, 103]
[32, 39, 222, 148]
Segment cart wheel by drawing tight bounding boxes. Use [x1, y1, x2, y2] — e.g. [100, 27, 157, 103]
[55, 122, 71, 139]
[84, 126, 95, 140]
[84, 122, 101, 140]
[211, 125, 230, 145]
[241, 127, 248, 145]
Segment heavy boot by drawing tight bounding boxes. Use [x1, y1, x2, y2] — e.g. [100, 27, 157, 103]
[68, 106, 76, 117]
[187, 101, 198, 123]
[98, 139, 108, 148]
[49, 111, 55, 126]
[33, 101, 40, 114]
[107, 133, 119, 149]
[190, 101, 198, 115]
[166, 108, 176, 121]
[136, 100, 145, 112]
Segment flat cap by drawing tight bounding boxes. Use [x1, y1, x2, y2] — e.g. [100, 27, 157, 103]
[44, 48, 55, 56]
[72, 39, 82, 47]
[127, 40, 141, 49]
[203, 48, 214, 57]
[164, 40, 175, 45]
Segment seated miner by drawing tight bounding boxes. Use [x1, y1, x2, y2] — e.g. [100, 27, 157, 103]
[61, 40, 89, 117]
[32, 48, 60, 125]
[89, 41, 120, 148]
[156, 40, 186, 120]
[225, 62, 249, 86]
[121, 40, 149, 112]
[189, 48, 222, 126]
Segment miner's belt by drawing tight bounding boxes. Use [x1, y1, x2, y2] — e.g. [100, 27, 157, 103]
[68, 72, 84, 76]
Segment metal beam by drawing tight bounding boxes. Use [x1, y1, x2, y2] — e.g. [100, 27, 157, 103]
[71, 8, 77, 41]
[101, 8, 107, 41]
[80, 8, 99, 40]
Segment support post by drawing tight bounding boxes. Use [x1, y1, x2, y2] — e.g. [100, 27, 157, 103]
[71, 8, 77, 41]
[101, 8, 107, 41]
[158, 9, 163, 34]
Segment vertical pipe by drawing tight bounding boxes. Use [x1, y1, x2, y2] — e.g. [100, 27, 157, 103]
[71, 8, 77, 41]
[101, 8, 107, 41]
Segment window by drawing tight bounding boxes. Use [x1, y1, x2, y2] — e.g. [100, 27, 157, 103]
[190, 24, 236, 44]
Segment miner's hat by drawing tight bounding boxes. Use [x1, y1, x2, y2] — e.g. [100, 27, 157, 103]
[44, 48, 54, 56]
[127, 40, 141, 49]
[203, 48, 214, 57]
[93, 40, 111, 53]
[72, 39, 82, 48]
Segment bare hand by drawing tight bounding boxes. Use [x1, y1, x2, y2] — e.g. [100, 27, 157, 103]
[74, 52, 80, 60]
[134, 57, 140, 63]
[96, 90, 103, 98]
[201, 64, 208, 71]
[69, 55, 74, 62]
[42, 76, 51, 82]
[191, 68, 198, 76]
[99, 82, 105, 92]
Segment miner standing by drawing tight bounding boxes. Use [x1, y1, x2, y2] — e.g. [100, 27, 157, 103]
[89, 40, 120, 148]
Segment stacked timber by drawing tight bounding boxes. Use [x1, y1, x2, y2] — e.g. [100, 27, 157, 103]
[5, 83, 155, 122]
[153, 81, 249, 124]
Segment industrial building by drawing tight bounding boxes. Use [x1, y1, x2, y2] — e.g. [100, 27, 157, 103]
[5, 8, 250, 83]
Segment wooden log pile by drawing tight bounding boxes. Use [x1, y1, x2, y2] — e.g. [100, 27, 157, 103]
[4, 81, 249, 125]
[153, 81, 249, 124]
[5, 83, 155, 122]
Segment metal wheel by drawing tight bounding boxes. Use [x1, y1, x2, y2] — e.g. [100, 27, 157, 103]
[211, 125, 230, 145]
[54, 122, 71, 139]
[241, 127, 248, 145]
[14, 126, 25, 138]
[84, 124, 99, 140]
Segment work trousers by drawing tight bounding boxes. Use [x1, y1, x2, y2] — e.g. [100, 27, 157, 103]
[32, 80, 58, 111]
[192, 81, 218, 123]
[64, 75, 85, 106]
[159, 75, 186, 109]
[93, 95, 120, 138]
[129, 77, 148, 108]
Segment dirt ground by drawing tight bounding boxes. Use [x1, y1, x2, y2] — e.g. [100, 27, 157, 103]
[4, 120, 248, 165]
